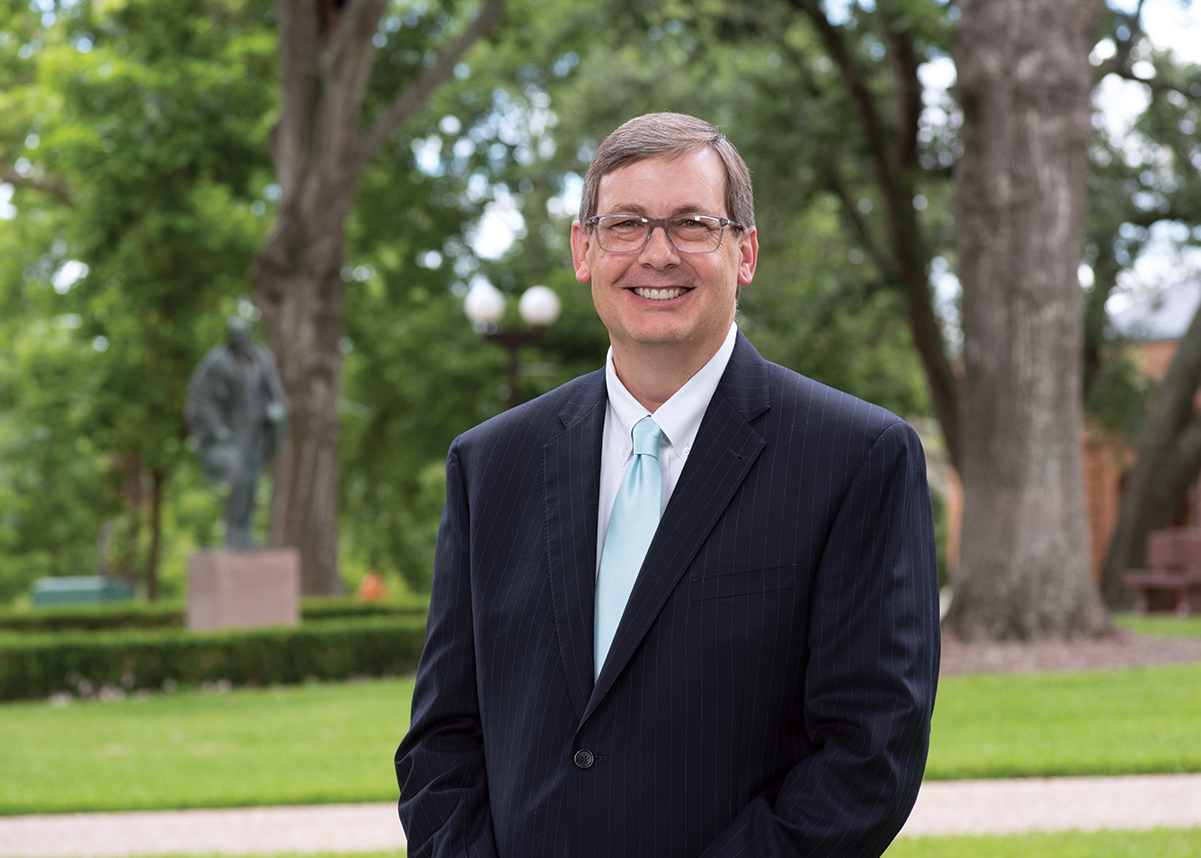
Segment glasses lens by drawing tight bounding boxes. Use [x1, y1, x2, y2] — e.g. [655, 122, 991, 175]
[668, 216, 722, 252]
[597, 217, 649, 251]
[595, 216, 724, 252]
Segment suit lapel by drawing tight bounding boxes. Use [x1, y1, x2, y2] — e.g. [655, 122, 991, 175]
[544, 371, 606, 721]
[586, 333, 772, 714]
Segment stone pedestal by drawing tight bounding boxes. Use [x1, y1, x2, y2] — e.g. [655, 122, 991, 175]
[187, 549, 301, 631]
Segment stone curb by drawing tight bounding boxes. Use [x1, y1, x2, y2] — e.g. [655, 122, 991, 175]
[3, 774, 1201, 856]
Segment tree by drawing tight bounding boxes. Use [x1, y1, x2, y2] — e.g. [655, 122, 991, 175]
[1087, 8, 1201, 605]
[252, 0, 506, 594]
[1101, 302, 1201, 604]
[0, 0, 273, 598]
[946, 0, 1111, 639]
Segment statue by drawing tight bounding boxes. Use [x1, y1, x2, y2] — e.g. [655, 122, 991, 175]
[185, 317, 288, 550]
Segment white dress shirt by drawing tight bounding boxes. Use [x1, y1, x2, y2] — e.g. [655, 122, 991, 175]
[596, 322, 739, 573]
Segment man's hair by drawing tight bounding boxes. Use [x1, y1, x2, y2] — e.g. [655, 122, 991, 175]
[578, 112, 755, 230]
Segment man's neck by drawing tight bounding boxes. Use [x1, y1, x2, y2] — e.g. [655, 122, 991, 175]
[610, 340, 723, 413]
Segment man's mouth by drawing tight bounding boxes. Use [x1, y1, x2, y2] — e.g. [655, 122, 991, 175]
[632, 287, 688, 301]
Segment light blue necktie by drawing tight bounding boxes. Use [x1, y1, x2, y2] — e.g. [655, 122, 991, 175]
[595, 415, 663, 680]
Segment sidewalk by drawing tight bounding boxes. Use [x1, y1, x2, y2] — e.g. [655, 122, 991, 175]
[3, 774, 1200, 856]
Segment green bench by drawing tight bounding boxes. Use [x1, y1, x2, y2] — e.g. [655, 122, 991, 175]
[30, 576, 135, 608]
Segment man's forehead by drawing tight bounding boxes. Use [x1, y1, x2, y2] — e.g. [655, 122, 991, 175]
[595, 149, 727, 212]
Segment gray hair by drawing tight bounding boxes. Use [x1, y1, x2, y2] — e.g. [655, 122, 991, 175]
[578, 112, 755, 230]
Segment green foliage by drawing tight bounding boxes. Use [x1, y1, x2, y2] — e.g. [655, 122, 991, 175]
[886, 829, 1201, 858]
[0, 594, 429, 633]
[7, 0, 1198, 603]
[0, 676, 415, 813]
[1084, 342, 1155, 442]
[0, 0, 275, 600]
[928, 663, 1201, 780]
[0, 615, 426, 700]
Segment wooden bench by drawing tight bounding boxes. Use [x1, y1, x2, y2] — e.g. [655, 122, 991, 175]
[1122, 527, 1201, 615]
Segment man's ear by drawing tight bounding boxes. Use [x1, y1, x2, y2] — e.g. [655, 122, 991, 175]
[737, 227, 758, 288]
[570, 220, 592, 283]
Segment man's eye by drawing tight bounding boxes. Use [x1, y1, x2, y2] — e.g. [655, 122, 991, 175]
[611, 220, 644, 230]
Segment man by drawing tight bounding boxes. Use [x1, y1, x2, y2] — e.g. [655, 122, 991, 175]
[396, 112, 940, 857]
[185, 317, 288, 550]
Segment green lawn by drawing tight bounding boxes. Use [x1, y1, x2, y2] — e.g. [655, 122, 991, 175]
[0, 676, 412, 814]
[885, 828, 1201, 857]
[928, 662, 1201, 779]
[1113, 612, 1201, 639]
[3, 653, 1201, 815]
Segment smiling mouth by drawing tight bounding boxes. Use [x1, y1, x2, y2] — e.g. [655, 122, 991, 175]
[632, 287, 688, 301]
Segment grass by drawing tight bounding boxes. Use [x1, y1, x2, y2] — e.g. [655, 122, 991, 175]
[1113, 612, 1201, 639]
[884, 828, 1201, 857]
[0, 676, 413, 815]
[927, 661, 1201, 779]
[3, 640, 1201, 814]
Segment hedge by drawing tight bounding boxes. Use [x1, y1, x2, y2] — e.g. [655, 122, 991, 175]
[0, 615, 427, 701]
[0, 595, 430, 633]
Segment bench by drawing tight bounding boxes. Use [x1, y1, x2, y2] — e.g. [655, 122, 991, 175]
[30, 575, 134, 608]
[1122, 527, 1201, 615]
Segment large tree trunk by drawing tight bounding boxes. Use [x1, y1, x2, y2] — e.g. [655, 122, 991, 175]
[253, 0, 506, 594]
[1101, 302, 1201, 605]
[947, 0, 1110, 640]
[253, 0, 383, 595]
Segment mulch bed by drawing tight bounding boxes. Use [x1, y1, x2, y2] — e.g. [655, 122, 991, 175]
[940, 627, 1201, 676]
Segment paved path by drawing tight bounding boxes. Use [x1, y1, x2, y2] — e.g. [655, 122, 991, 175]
[3, 774, 1200, 856]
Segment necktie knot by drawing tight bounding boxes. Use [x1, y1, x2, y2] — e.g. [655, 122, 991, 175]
[632, 416, 662, 459]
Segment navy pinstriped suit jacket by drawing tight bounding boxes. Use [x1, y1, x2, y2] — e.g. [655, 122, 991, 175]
[396, 332, 941, 858]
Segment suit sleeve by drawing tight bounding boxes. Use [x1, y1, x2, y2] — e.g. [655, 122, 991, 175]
[395, 443, 500, 858]
[701, 420, 941, 857]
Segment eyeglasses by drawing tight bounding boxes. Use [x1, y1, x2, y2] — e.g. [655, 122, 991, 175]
[585, 214, 743, 254]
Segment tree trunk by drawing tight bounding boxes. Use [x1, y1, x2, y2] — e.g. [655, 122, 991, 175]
[252, 0, 381, 595]
[947, 0, 1110, 640]
[146, 467, 165, 601]
[253, 0, 506, 594]
[1101, 301, 1201, 605]
[117, 452, 143, 587]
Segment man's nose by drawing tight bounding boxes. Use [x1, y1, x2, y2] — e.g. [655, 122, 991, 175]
[639, 224, 679, 266]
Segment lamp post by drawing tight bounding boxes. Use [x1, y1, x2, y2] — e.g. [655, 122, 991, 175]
[464, 282, 561, 410]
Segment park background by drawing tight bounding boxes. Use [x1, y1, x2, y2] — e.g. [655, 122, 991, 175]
[3, 0, 1201, 855]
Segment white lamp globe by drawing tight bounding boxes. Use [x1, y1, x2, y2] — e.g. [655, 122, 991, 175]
[519, 286, 561, 327]
[464, 280, 506, 325]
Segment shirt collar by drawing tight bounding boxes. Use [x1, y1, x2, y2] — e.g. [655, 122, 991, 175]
[604, 321, 738, 458]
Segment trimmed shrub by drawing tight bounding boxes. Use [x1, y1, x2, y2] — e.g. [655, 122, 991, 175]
[0, 616, 426, 701]
[0, 595, 429, 633]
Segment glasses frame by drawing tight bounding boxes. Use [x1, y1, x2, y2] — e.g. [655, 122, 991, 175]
[585, 214, 744, 254]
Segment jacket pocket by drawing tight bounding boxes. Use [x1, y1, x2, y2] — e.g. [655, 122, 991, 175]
[690, 563, 799, 601]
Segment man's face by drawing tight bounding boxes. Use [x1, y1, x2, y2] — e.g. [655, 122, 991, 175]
[571, 149, 757, 364]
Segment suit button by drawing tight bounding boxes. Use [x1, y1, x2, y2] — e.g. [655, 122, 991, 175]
[573, 749, 595, 769]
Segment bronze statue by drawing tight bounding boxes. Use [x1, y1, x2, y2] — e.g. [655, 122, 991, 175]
[185, 317, 288, 549]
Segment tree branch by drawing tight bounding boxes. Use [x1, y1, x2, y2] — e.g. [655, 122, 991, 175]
[819, 162, 895, 278]
[879, 2, 923, 172]
[357, 0, 506, 171]
[2, 168, 72, 205]
[786, 0, 900, 194]
[1092, 0, 1147, 82]
[320, 0, 389, 79]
